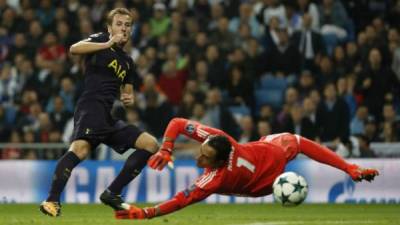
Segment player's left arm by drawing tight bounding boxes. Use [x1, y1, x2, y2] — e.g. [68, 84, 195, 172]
[120, 58, 136, 107]
[148, 118, 238, 170]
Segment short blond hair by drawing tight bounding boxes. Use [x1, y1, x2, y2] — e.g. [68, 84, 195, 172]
[106, 8, 133, 25]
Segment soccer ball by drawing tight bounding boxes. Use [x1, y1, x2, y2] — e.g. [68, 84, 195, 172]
[272, 172, 308, 207]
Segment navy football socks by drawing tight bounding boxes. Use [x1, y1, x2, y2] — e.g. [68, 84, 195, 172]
[47, 151, 81, 202]
[108, 149, 152, 194]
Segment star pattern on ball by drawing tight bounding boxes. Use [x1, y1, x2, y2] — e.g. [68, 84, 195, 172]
[277, 177, 288, 186]
[280, 192, 290, 204]
[292, 180, 305, 193]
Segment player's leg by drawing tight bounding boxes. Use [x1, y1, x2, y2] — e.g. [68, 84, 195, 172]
[101, 125, 158, 210]
[40, 139, 91, 217]
[298, 136, 379, 182]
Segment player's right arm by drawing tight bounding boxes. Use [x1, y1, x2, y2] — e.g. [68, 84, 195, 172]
[148, 117, 238, 170]
[69, 33, 123, 55]
[116, 187, 211, 219]
[115, 170, 220, 219]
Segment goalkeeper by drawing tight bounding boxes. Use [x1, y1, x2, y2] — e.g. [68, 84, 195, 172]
[115, 117, 379, 219]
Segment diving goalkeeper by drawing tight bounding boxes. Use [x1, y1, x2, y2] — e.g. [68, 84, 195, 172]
[115, 117, 379, 219]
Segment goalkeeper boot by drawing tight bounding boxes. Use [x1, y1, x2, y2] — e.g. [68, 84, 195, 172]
[39, 201, 61, 217]
[100, 189, 130, 211]
[347, 164, 379, 182]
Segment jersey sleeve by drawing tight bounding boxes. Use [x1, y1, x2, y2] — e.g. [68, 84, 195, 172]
[83, 32, 108, 43]
[162, 118, 238, 149]
[156, 169, 221, 217]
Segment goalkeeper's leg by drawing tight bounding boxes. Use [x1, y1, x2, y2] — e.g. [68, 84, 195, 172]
[40, 140, 88, 217]
[298, 136, 379, 182]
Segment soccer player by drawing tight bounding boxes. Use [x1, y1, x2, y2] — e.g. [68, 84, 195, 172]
[115, 117, 379, 219]
[40, 8, 159, 217]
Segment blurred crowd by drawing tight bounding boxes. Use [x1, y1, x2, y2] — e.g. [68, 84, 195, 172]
[0, 0, 400, 160]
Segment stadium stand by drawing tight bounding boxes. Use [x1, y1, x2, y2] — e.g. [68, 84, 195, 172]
[0, 0, 399, 160]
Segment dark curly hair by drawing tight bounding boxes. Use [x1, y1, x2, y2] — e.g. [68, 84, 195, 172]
[207, 135, 232, 162]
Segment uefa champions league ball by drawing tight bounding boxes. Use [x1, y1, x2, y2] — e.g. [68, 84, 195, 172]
[272, 172, 308, 207]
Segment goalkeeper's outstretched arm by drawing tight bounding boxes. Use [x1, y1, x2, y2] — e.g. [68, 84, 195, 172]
[115, 185, 212, 219]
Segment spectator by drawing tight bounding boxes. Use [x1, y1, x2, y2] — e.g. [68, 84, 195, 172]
[191, 61, 210, 94]
[262, 16, 281, 51]
[319, 0, 349, 39]
[8, 33, 34, 60]
[56, 20, 76, 48]
[1, 7, 18, 34]
[256, 120, 272, 139]
[226, 65, 254, 109]
[244, 38, 265, 80]
[204, 88, 240, 139]
[356, 48, 398, 120]
[255, 0, 286, 28]
[233, 23, 253, 49]
[43, 128, 64, 160]
[357, 134, 377, 158]
[332, 45, 348, 76]
[21, 130, 38, 159]
[0, 105, 12, 141]
[47, 95, 72, 131]
[380, 122, 398, 142]
[350, 105, 369, 135]
[296, 70, 316, 99]
[59, 77, 75, 113]
[257, 104, 278, 131]
[316, 82, 350, 143]
[345, 41, 361, 74]
[229, 2, 261, 38]
[0, 63, 19, 104]
[158, 60, 188, 106]
[265, 28, 300, 76]
[317, 56, 338, 87]
[150, 3, 170, 38]
[36, 0, 55, 30]
[297, 0, 320, 30]
[336, 76, 357, 118]
[27, 22, 43, 54]
[380, 104, 400, 139]
[190, 102, 212, 125]
[208, 3, 224, 31]
[141, 90, 174, 139]
[237, 115, 258, 143]
[282, 104, 318, 140]
[125, 107, 146, 130]
[2, 130, 22, 159]
[302, 96, 319, 140]
[291, 13, 325, 71]
[35, 32, 66, 72]
[283, 2, 302, 35]
[277, 87, 300, 126]
[210, 17, 235, 56]
[188, 32, 208, 65]
[176, 91, 196, 119]
[364, 117, 380, 142]
[205, 44, 226, 88]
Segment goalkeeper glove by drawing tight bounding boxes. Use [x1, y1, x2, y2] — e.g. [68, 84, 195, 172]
[115, 205, 156, 219]
[148, 141, 173, 170]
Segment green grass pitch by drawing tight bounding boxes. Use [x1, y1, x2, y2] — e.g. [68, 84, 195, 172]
[0, 204, 399, 225]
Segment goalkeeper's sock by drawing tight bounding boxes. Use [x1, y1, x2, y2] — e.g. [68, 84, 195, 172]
[298, 136, 350, 172]
[47, 151, 81, 202]
[108, 149, 152, 194]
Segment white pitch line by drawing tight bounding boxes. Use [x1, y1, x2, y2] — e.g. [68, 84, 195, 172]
[231, 220, 379, 225]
